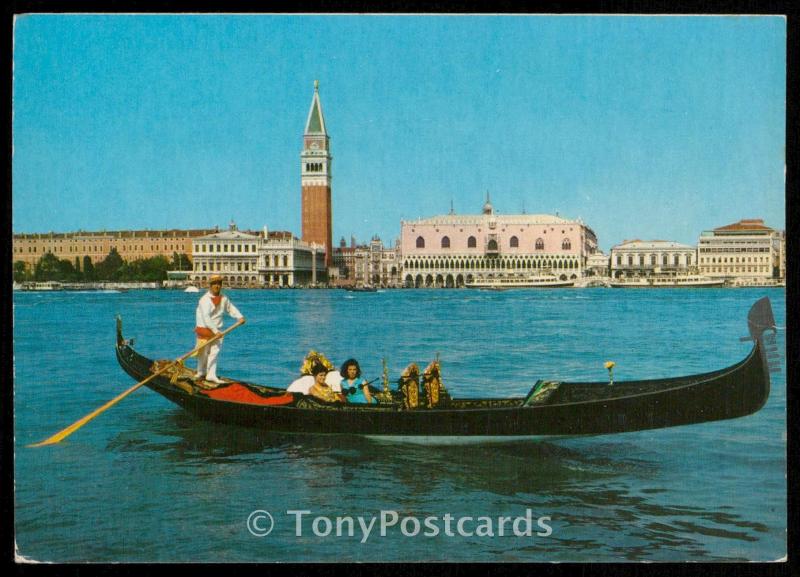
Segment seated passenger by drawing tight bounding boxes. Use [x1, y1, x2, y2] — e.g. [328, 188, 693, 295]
[308, 363, 343, 403]
[289, 350, 341, 394]
[340, 358, 373, 404]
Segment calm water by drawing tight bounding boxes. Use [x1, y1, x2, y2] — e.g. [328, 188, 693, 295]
[14, 288, 786, 562]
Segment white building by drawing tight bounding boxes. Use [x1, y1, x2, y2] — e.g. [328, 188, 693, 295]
[610, 240, 696, 279]
[697, 219, 782, 282]
[259, 228, 326, 287]
[586, 252, 610, 278]
[191, 224, 261, 287]
[191, 223, 326, 287]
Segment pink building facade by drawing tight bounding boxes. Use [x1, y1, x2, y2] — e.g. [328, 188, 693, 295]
[400, 200, 598, 288]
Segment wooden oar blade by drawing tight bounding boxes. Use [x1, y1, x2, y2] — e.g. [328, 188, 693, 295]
[28, 318, 245, 448]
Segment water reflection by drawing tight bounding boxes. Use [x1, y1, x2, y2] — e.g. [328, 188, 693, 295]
[98, 408, 774, 560]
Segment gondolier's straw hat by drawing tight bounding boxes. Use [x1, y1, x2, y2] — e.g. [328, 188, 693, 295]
[209, 275, 224, 284]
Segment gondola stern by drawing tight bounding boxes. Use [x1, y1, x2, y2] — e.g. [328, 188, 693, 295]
[115, 315, 124, 346]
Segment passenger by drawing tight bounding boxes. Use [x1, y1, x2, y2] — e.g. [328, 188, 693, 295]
[308, 363, 342, 403]
[340, 359, 374, 404]
[288, 350, 340, 394]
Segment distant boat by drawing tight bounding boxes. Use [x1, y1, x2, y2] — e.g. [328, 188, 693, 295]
[609, 275, 726, 288]
[20, 281, 63, 291]
[346, 286, 378, 293]
[465, 275, 574, 289]
[184, 286, 200, 293]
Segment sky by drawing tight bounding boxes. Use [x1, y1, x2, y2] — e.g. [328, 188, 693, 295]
[12, 14, 786, 252]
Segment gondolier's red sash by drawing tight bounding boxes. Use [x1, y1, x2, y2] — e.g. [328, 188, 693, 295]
[195, 327, 215, 338]
[199, 383, 295, 406]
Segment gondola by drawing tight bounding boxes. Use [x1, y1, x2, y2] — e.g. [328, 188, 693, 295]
[115, 298, 778, 440]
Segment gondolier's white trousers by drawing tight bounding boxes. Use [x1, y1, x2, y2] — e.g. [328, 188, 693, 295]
[196, 341, 222, 381]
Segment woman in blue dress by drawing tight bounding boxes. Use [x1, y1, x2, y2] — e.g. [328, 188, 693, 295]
[340, 359, 373, 404]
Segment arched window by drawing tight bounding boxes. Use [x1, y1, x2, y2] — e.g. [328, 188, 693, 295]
[416, 236, 425, 249]
[510, 236, 519, 248]
[487, 239, 498, 251]
[662, 254, 669, 266]
[535, 238, 544, 250]
[441, 236, 450, 249]
[650, 254, 657, 266]
[468, 236, 477, 248]
[562, 238, 571, 250]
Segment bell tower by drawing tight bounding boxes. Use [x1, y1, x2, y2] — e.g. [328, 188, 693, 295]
[301, 80, 333, 266]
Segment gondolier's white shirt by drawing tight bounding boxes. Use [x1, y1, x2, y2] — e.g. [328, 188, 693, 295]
[196, 291, 243, 333]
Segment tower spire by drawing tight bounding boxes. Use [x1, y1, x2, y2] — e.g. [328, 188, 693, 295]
[305, 80, 327, 135]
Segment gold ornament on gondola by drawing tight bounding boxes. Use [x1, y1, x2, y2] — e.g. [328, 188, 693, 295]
[604, 360, 616, 385]
[399, 363, 420, 410]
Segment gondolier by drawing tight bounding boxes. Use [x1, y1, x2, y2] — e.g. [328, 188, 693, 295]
[195, 275, 245, 384]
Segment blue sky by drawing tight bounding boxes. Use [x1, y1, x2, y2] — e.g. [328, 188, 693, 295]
[13, 15, 786, 251]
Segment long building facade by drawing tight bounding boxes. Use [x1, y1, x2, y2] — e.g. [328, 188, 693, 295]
[13, 228, 215, 273]
[400, 199, 598, 288]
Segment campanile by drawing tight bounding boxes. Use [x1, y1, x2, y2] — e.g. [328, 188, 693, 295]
[301, 80, 333, 266]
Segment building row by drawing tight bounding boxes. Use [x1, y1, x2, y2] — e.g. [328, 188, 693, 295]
[12, 83, 785, 288]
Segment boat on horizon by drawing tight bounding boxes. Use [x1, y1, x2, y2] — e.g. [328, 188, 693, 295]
[345, 286, 378, 292]
[465, 275, 575, 289]
[114, 298, 778, 442]
[609, 275, 726, 288]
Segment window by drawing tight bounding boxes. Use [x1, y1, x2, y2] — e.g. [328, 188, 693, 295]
[662, 255, 669, 266]
[650, 255, 657, 266]
[674, 255, 680, 266]
[416, 236, 425, 249]
[441, 236, 450, 249]
[510, 236, 519, 248]
[616, 255, 622, 265]
[535, 238, 544, 250]
[487, 239, 498, 251]
[468, 236, 477, 248]
[562, 239, 571, 250]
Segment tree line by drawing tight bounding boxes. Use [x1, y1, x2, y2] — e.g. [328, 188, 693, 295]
[14, 249, 192, 283]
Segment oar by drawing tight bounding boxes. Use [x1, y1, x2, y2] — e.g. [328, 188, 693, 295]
[343, 377, 380, 395]
[29, 318, 246, 448]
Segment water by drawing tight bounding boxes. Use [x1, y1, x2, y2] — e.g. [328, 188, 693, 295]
[14, 288, 786, 562]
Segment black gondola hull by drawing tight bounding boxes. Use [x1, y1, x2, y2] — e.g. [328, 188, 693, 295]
[115, 298, 775, 437]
